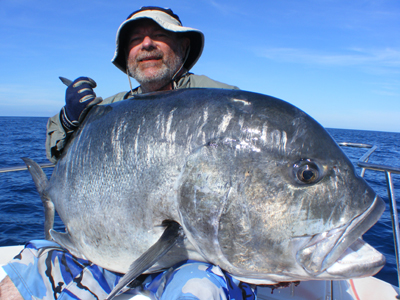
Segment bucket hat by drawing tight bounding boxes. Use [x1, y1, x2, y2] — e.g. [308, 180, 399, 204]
[112, 6, 204, 74]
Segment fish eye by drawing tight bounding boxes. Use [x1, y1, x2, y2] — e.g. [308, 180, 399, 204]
[298, 165, 317, 183]
[293, 159, 322, 185]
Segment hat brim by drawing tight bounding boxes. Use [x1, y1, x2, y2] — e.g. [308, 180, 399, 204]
[112, 10, 204, 73]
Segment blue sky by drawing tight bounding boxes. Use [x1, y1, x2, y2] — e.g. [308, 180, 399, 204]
[1, 0, 399, 132]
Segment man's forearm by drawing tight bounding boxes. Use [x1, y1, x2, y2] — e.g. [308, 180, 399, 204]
[45, 113, 68, 163]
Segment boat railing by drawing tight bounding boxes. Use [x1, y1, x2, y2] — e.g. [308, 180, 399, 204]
[0, 162, 55, 173]
[339, 142, 400, 294]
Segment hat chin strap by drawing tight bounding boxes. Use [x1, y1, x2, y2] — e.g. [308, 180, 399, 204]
[127, 69, 134, 96]
[171, 45, 191, 87]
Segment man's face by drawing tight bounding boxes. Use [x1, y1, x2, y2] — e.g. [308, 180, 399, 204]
[126, 19, 189, 92]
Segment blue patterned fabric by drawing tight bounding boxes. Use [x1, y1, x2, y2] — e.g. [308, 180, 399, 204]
[2, 240, 257, 300]
[134, 260, 257, 300]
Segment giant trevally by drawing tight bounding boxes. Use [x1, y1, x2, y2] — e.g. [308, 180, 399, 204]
[25, 88, 385, 299]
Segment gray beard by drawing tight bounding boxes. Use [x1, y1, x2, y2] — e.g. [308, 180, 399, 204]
[128, 52, 183, 92]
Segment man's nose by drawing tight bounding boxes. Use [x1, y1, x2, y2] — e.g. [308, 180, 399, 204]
[141, 36, 156, 49]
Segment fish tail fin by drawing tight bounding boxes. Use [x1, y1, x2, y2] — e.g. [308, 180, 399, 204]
[22, 157, 55, 241]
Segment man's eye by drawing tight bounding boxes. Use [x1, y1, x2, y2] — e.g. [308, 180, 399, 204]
[129, 37, 141, 45]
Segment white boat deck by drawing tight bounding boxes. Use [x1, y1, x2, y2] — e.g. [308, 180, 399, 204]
[1, 245, 398, 300]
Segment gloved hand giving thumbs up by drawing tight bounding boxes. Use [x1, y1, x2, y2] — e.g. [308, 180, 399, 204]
[59, 76, 103, 132]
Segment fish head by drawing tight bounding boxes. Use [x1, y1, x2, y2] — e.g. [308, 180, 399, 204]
[178, 92, 385, 284]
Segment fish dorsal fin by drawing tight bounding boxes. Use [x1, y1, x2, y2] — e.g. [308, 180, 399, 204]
[106, 221, 183, 300]
[50, 230, 83, 258]
[22, 157, 54, 241]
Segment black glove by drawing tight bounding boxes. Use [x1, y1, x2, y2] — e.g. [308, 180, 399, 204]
[60, 77, 102, 131]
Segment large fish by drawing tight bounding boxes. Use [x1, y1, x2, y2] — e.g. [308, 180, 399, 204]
[25, 88, 385, 299]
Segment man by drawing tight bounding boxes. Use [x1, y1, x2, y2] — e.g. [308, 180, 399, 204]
[46, 6, 238, 163]
[0, 6, 256, 300]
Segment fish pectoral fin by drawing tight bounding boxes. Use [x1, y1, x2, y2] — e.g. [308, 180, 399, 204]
[50, 230, 83, 258]
[106, 221, 183, 300]
[22, 157, 54, 241]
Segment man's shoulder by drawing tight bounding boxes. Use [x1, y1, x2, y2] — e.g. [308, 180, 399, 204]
[178, 74, 239, 90]
[102, 91, 130, 104]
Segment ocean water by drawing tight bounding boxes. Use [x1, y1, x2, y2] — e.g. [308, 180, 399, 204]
[0, 116, 399, 287]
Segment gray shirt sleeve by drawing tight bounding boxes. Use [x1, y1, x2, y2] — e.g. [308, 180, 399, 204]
[45, 114, 67, 163]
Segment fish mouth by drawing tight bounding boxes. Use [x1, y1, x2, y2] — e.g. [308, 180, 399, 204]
[296, 195, 385, 275]
[324, 237, 385, 278]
